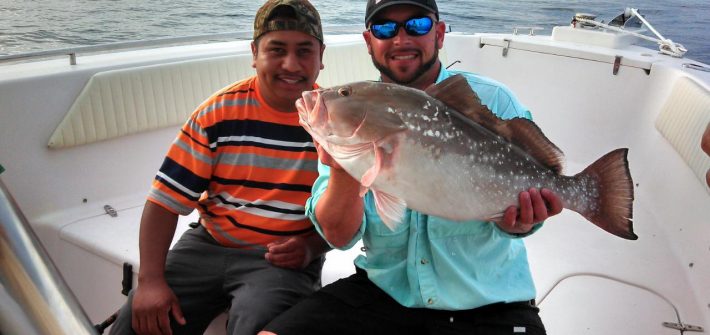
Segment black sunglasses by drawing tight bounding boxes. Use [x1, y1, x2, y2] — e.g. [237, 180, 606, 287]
[369, 16, 435, 40]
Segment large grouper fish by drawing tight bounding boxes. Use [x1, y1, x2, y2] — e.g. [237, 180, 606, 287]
[296, 74, 636, 240]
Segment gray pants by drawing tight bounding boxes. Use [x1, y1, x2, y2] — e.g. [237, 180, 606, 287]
[110, 226, 323, 335]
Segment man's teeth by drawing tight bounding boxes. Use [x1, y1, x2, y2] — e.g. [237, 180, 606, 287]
[393, 55, 416, 60]
[282, 78, 300, 84]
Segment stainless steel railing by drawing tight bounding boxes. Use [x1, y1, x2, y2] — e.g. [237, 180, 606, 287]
[0, 176, 97, 334]
[0, 31, 254, 65]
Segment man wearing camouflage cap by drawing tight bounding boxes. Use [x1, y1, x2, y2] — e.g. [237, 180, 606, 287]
[109, 1, 329, 334]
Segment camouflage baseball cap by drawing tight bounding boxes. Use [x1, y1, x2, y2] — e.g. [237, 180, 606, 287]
[253, 0, 323, 42]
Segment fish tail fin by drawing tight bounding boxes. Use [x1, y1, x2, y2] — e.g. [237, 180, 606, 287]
[575, 148, 637, 240]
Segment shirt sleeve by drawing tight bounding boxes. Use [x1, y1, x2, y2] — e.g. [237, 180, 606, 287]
[305, 161, 367, 250]
[147, 111, 214, 216]
[465, 76, 531, 121]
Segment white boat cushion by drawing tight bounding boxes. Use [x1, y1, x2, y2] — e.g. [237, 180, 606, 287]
[47, 42, 383, 149]
[48, 54, 256, 149]
[655, 77, 710, 192]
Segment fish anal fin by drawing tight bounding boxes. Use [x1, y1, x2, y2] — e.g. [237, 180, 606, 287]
[372, 191, 407, 231]
[486, 212, 505, 222]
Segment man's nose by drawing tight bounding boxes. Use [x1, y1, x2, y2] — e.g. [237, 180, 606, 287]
[392, 27, 411, 45]
[282, 52, 301, 72]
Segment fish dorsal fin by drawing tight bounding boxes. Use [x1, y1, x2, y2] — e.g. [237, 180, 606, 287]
[501, 118, 565, 174]
[426, 74, 565, 173]
[425, 74, 500, 129]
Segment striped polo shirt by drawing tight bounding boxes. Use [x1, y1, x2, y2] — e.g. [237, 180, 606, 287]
[148, 76, 319, 248]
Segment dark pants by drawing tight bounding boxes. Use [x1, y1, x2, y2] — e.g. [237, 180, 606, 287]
[109, 226, 323, 335]
[264, 268, 546, 335]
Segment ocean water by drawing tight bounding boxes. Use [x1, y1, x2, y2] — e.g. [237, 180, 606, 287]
[1, 0, 709, 64]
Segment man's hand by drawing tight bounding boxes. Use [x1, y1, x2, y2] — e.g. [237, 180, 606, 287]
[314, 141, 342, 170]
[266, 232, 327, 269]
[265, 235, 312, 269]
[131, 278, 186, 335]
[496, 188, 563, 235]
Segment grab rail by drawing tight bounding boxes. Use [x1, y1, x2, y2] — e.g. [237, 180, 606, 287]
[0, 31, 254, 65]
[0, 176, 97, 334]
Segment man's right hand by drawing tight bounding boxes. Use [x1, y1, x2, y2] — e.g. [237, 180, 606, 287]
[131, 278, 186, 335]
[314, 141, 342, 170]
[312, 141, 364, 248]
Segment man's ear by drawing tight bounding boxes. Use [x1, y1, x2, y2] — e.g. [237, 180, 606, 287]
[435, 21, 446, 50]
[363, 31, 373, 55]
[250, 41, 258, 68]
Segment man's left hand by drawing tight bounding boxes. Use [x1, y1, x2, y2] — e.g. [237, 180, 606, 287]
[265, 235, 313, 270]
[496, 188, 563, 235]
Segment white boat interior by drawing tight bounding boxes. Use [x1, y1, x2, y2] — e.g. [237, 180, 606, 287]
[1, 20, 709, 334]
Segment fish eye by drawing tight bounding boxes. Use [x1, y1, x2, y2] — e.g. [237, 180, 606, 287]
[338, 87, 352, 97]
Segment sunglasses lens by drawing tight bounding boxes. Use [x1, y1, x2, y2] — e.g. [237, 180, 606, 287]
[371, 22, 398, 39]
[370, 17, 434, 39]
[405, 17, 433, 36]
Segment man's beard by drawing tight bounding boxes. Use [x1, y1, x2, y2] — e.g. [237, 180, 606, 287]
[372, 46, 439, 86]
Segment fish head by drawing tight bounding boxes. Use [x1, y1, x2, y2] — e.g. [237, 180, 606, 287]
[296, 81, 409, 145]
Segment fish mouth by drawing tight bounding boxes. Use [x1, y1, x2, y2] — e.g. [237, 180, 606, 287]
[296, 89, 326, 136]
[296, 87, 372, 145]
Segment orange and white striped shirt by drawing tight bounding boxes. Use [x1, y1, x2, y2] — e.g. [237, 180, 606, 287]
[148, 76, 319, 248]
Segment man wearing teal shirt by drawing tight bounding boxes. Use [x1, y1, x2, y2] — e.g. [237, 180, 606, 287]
[262, 0, 563, 334]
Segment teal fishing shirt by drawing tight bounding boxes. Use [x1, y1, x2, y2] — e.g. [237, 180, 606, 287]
[306, 67, 539, 310]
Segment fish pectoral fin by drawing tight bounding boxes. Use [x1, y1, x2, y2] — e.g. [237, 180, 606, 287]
[360, 142, 392, 187]
[358, 185, 369, 197]
[485, 212, 505, 223]
[372, 191, 407, 231]
[360, 143, 383, 188]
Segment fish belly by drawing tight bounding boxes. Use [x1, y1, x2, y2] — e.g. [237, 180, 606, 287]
[369, 130, 571, 221]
